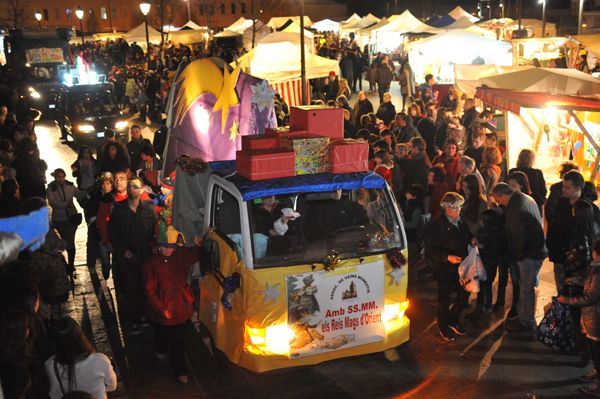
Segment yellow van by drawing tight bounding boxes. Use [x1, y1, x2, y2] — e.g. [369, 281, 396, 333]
[198, 170, 409, 372]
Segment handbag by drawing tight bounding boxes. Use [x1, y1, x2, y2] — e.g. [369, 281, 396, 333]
[535, 297, 576, 354]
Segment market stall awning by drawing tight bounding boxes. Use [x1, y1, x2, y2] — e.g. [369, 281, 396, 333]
[448, 6, 479, 23]
[573, 34, 600, 57]
[374, 9, 442, 34]
[475, 87, 600, 115]
[454, 64, 534, 97]
[479, 67, 600, 96]
[267, 16, 313, 29]
[125, 23, 162, 45]
[313, 19, 340, 32]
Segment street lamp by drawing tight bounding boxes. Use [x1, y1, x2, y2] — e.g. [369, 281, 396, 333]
[184, 0, 191, 22]
[139, 1, 151, 65]
[299, 0, 306, 105]
[499, 3, 504, 19]
[75, 6, 85, 46]
[34, 10, 43, 29]
[539, 0, 547, 37]
[578, 0, 585, 35]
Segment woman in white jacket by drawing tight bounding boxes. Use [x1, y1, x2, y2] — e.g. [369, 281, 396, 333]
[45, 317, 117, 399]
[46, 168, 79, 273]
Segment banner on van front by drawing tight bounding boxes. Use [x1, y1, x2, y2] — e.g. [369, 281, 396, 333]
[285, 260, 385, 358]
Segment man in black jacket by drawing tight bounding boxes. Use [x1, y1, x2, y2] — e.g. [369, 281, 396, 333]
[109, 176, 157, 334]
[425, 192, 471, 342]
[417, 102, 437, 160]
[492, 183, 546, 332]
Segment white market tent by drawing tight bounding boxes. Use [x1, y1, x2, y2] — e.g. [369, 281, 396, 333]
[242, 21, 271, 50]
[279, 21, 315, 53]
[479, 67, 600, 96]
[169, 30, 207, 45]
[233, 31, 339, 83]
[214, 29, 241, 38]
[371, 10, 443, 53]
[454, 64, 534, 97]
[374, 10, 442, 34]
[227, 17, 255, 33]
[313, 19, 341, 32]
[267, 16, 312, 30]
[340, 13, 361, 25]
[125, 23, 162, 45]
[448, 6, 479, 24]
[445, 17, 496, 37]
[341, 13, 380, 31]
[407, 29, 512, 83]
[179, 20, 204, 30]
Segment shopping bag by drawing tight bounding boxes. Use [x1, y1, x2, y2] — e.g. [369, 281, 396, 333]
[535, 297, 576, 354]
[458, 245, 486, 293]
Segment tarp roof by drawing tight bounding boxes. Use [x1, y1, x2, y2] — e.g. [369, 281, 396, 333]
[313, 19, 341, 32]
[227, 17, 254, 33]
[342, 13, 380, 31]
[446, 17, 495, 36]
[169, 29, 207, 44]
[267, 16, 312, 29]
[179, 20, 204, 30]
[374, 10, 442, 34]
[448, 6, 479, 23]
[224, 170, 386, 201]
[214, 29, 241, 38]
[573, 34, 600, 57]
[358, 17, 389, 35]
[279, 21, 314, 40]
[454, 64, 534, 97]
[125, 23, 162, 44]
[340, 13, 361, 25]
[479, 67, 600, 96]
[475, 87, 600, 114]
[233, 31, 339, 83]
[426, 14, 456, 28]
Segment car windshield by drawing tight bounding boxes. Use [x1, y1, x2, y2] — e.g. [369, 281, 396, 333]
[24, 66, 57, 83]
[67, 90, 118, 116]
[248, 188, 405, 267]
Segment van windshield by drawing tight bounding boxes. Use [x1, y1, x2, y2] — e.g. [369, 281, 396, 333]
[248, 188, 404, 267]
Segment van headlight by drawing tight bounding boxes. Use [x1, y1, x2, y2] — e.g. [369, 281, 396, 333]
[245, 323, 295, 355]
[115, 120, 128, 130]
[77, 124, 95, 133]
[29, 87, 41, 99]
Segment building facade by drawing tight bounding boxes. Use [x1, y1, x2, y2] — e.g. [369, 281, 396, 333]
[7, 0, 347, 33]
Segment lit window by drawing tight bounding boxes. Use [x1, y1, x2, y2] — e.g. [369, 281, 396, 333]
[100, 7, 107, 20]
[66, 8, 72, 20]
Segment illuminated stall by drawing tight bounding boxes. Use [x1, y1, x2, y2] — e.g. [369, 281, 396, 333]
[370, 10, 442, 54]
[476, 87, 600, 183]
[407, 29, 512, 83]
[510, 37, 576, 66]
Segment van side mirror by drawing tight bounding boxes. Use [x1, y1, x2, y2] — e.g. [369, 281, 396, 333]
[199, 238, 220, 275]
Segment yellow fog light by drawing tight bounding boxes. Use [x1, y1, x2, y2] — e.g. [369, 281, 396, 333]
[246, 323, 295, 355]
[383, 300, 409, 323]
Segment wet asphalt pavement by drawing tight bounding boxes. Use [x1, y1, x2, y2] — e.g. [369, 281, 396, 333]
[38, 91, 591, 398]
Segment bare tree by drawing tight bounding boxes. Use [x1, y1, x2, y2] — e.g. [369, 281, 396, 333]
[1, 0, 31, 29]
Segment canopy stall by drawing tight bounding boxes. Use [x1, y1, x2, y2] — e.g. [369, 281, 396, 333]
[227, 17, 255, 33]
[125, 23, 162, 45]
[454, 64, 533, 98]
[407, 29, 512, 83]
[486, 19, 557, 40]
[267, 16, 313, 30]
[339, 13, 380, 45]
[371, 10, 443, 53]
[573, 34, 600, 74]
[313, 19, 341, 33]
[340, 13, 361, 25]
[510, 37, 575, 66]
[476, 87, 600, 182]
[448, 6, 479, 23]
[169, 29, 209, 45]
[179, 21, 204, 30]
[233, 31, 339, 106]
[444, 17, 495, 36]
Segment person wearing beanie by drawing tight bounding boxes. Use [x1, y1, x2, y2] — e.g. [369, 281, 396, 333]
[425, 191, 471, 342]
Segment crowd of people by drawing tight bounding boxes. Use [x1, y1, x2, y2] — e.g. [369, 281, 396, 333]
[2, 28, 600, 398]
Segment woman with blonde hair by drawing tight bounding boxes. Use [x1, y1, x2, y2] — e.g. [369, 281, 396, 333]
[337, 78, 351, 100]
[509, 148, 547, 211]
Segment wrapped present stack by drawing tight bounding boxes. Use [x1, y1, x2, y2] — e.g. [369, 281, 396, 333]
[236, 106, 369, 180]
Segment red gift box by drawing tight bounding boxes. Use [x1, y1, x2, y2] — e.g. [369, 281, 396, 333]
[329, 140, 369, 174]
[289, 106, 344, 139]
[236, 148, 295, 181]
[241, 134, 280, 151]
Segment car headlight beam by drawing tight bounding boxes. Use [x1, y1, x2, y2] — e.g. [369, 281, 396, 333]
[77, 124, 95, 133]
[115, 120, 128, 130]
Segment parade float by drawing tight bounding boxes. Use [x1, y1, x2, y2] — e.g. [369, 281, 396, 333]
[162, 57, 410, 372]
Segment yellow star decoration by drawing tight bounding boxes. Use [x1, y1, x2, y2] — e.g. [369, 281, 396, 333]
[229, 119, 239, 141]
[213, 65, 241, 134]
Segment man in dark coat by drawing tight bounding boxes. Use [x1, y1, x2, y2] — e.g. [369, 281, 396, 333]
[352, 90, 373, 128]
[13, 137, 46, 199]
[425, 192, 471, 341]
[417, 102, 437, 161]
[403, 137, 431, 191]
[492, 183, 546, 332]
[109, 176, 157, 334]
[127, 125, 147, 170]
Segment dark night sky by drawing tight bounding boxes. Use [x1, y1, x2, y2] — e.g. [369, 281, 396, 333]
[330, 0, 572, 19]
